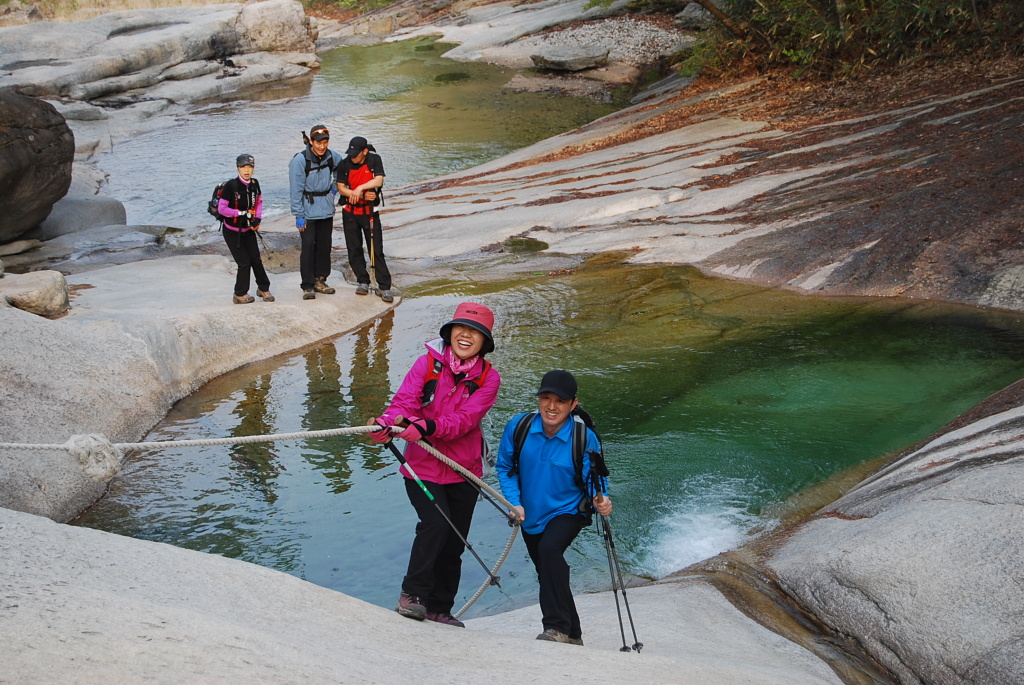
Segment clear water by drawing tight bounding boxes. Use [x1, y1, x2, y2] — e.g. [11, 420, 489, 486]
[75, 262, 1024, 619]
[93, 37, 619, 229]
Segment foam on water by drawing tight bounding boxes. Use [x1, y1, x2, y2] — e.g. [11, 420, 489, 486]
[643, 476, 769, 578]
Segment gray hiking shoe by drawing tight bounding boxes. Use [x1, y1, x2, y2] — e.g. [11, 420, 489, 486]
[380, 289, 394, 303]
[355, 283, 369, 296]
[536, 628, 583, 645]
[396, 592, 426, 620]
[425, 611, 465, 628]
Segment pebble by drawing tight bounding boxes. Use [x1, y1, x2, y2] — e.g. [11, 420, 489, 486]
[514, 16, 693, 66]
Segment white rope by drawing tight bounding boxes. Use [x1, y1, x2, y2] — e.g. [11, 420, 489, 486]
[0, 423, 385, 452]
[407, 437, 522, 617]
[0, 423, 520, 616]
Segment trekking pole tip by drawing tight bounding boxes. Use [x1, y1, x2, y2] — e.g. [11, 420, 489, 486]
[633, 642, 644, 652]
[619, 646, 632, 653]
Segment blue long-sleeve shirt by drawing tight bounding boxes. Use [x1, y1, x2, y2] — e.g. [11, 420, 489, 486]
[288, 147, 341, 220]
[496, 412, 608, 535]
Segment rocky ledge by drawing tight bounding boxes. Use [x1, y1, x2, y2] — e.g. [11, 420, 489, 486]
[0, 0, 318, 157]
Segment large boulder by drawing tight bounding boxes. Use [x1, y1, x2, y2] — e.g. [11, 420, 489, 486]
[0, 91, 74, 243]
[766, 382, 1024, 684]
[675, 2, 714, 31]
[238, 0, 316, 53]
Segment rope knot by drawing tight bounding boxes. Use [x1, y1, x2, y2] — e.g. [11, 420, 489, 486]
[64, 434, 123, 482]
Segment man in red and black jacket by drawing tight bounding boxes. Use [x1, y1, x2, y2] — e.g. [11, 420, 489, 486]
[337, 136, 394, 303]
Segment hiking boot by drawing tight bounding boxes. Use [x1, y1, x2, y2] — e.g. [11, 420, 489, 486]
[232, 293, 255, 304]
[380, 289, 394, 303]
[314, 277, 335, 294]
[535, 628, 582, 645]
[396, 593, 426, 621]
[355, 283, 369, 296]
[424, 611, 465, 628]
[302, 290, 315, 300]
[257, 290, 275, 302]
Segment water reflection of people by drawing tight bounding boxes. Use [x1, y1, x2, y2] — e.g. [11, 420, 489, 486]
[369, 302, 502, 628]
[350, 310, 394, 472]
[302, 340, 350, 490]
[229, 372, 280, 503]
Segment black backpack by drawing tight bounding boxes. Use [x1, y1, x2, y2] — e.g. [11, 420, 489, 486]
[508, 406, 610, 520]
[207, 180, 229, 220]
[208, 178, 260, 221]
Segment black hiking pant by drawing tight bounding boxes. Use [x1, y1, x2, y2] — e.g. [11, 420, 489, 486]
[342, 210, 391, 290]
[223, 226, 270, 296]
[299, 217, 333, 291]
[402, 477, 478, 615]
[523, 513, 587, 640]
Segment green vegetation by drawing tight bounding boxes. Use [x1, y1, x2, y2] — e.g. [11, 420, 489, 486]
[620, 0, 1024, 75]
[301, 0, 400, 12]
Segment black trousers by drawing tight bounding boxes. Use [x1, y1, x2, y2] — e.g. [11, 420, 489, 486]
[342, 210, 391, 290]
[222, 226, 270, 296]
[523, 513, 586, 639]
[299, 217, 333, 291]
[402, 477, 478, 614]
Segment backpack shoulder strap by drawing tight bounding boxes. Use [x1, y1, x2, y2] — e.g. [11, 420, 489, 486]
[419, 358, 445, 408]
[508, 411, 536, 478]
[571, 413, 589, 493]
[464, 359, 491, 396]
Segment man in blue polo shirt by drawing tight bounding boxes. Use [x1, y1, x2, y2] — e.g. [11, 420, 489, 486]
[496, 369, 612, 646]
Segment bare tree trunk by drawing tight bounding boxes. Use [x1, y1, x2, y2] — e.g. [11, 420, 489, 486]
[689, 0, 749, 40]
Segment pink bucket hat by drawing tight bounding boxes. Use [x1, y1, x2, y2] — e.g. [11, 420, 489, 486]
[439, 302, 495, 354]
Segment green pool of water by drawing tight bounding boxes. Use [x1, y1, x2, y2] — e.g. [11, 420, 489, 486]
[74, 261, 1024, 618]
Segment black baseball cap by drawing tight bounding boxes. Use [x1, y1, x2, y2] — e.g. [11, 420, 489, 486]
[310, 124, 330, 141]
[236, 153, 255, 167]
[346, 136, 368, 156]
[536, 370, 577, 400]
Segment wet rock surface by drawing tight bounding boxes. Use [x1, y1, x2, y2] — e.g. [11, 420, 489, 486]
[756, 379, 1024, 684]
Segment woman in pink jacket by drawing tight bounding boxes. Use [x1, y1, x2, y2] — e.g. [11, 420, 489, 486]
[371, 302, 501, 627]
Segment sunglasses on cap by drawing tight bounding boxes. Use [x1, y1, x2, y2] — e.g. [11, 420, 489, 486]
[311, 127, 329, 138]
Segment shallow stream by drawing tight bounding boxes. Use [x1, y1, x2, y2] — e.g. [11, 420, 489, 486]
[94, 37, 620, 229]
[75, 261, 1024, 619]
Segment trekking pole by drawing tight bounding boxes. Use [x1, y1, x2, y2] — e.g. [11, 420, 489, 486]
[376, 423, 502, 588]
[591, 452, 643, 653]
[595, 492, 631, 652]
[394, 417, 518, 527]
[600, 511, 643, 652]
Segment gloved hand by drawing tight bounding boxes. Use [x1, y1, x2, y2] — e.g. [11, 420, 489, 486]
[330, 185, 338, 196]
[295, 217, 306, 230]
[368, 418, 392, 444]
[397, 417, 435, 443]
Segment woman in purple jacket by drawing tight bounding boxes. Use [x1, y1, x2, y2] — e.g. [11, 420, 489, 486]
[370, 302, 501, 627]
[219, 153, 272, 304]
